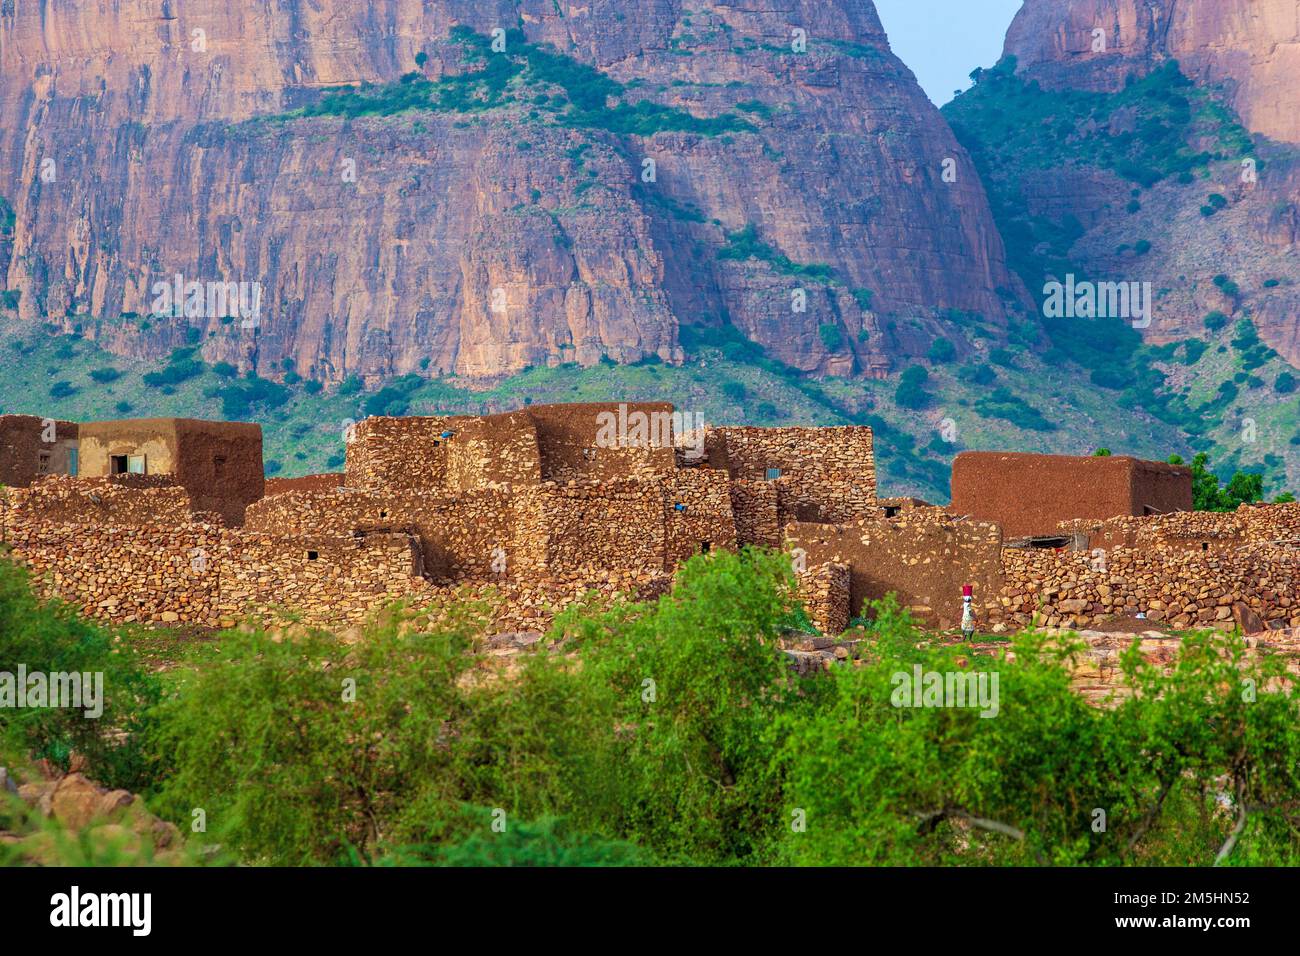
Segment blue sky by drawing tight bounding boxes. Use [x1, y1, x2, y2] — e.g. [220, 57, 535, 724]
[874, 0, 1025, 105]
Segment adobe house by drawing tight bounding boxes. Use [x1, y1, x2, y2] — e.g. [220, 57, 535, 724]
[950, 452, 1192, 542]
[77, 418, 264, 526]
[0, 414, 79, 487]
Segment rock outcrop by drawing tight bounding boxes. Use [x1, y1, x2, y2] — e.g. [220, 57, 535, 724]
[0, 0, 1022, 383]
[1005, 0, 1300, 145]
[1, 768, 187, 866]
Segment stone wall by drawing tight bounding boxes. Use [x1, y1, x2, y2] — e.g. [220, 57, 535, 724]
[444, 411, 541, 491]
[787, 511, 1006, 629]
[797, 562, 851, 636]
[346, 416, 454, 492]
[3, 520, 222, 625]
[729, 479, 781, 549]
[2, 515, 422, 628]
[524, 480, 666, 581]
[998, 542, 1300, 631]
[529, 402, 678, 482]
[1, 476, 193, 527]
[246, 487, 516, 579]
[661, 469, 737, 570]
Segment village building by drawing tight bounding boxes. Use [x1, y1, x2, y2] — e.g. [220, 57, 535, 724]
[0, 404, 1295, 640]
[949, 452, 1193, 543]
[76, 418, 264, 526]
[0, 415, 78, 487]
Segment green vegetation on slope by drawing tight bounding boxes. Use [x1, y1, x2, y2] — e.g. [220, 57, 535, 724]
[274, 27, 753, 137]
[944, 56, 1299, 498]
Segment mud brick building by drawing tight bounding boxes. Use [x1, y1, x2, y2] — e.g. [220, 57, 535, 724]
[0, 402, 1297, 641]
[950, 452, 1193, 541]
[0, 415, 79, 487]
[77, 418, 264, 527]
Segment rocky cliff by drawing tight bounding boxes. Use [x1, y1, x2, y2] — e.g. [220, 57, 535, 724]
[986, 0, 1300, 373]
[0, 0, 1021, 384]
[1005, 0, 1300, 145]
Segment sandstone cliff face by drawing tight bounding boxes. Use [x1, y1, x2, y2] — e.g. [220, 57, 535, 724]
[997, 0, 1300, 369]
[1005, 0, 1300, 144]
[0, 0, 1021, 383]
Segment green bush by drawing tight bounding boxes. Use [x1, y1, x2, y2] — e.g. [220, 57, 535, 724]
[818, 324, 844, 353]
[773, 597, 1300, 865]
[88, 368, 121, 384]
[0, 561, 161, 792]
[926, 338, 956, 364]
[957, 363, 997, 386]
[721, 380, 747, 403]
[894, 365, 932, 410]
[219, 374, 291, 420]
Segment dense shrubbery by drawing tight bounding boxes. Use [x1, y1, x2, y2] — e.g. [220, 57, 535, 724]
[894, 365, 932, 410]
[218, 372, 291, 419]
[142, 347, 204, 389]
[5, 547, 1300, 867]
[1167, 451, 1287, 510]
[0, 563, 161, 792]
[974, 386, 1056, 431]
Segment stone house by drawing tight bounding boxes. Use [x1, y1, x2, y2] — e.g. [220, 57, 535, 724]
[76, 418, 264, 526]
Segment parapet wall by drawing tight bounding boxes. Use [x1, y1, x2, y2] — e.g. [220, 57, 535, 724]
[346, 417, 456, 492]
[246, 487, 518, 580]
[1, 476, 193, 528]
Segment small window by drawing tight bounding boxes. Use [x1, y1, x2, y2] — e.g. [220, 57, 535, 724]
[213, 456, 227, 478]
[110, 455, 129, 475]
[307, 551, 319, 561]
[128, 455, 146, 475]
[765, 467, 781, 481]
[380, 510, 388, 519]
[700, 541, 711, 554]
[1202, 542, 1209, 552]
[38, 453, 51, 475]
[883, 506, 901, 519]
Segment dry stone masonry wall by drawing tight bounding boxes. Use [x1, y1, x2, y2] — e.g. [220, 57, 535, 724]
[3, 406, 1298, 641]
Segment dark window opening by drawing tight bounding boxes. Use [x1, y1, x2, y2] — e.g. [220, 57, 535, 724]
[213, 456, 226, 478]
[307, 550, 319, 561]
[700, 541, 711, 554]
[110, 455, 129, 475]
[1202, 542, 1210, 552]
[380, 510, 389, 519]
[883, 506, 901, 519]
[38, 453, 51, 475]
